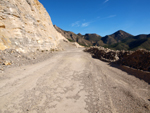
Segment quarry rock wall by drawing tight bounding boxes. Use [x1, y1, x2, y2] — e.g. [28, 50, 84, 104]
[0, 0, 65, 53]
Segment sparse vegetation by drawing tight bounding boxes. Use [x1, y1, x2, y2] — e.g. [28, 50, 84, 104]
[67, 39, 75, 42]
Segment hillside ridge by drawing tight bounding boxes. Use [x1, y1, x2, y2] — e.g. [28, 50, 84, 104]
[54, 25, 150, 50]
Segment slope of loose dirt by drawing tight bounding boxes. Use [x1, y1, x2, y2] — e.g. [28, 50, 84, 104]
[0, 47, 150, 113]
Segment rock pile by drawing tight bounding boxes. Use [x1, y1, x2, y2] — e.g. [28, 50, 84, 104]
[84, 46, 150, 72]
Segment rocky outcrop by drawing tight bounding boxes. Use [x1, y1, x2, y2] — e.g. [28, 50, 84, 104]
[84, 47, 150, 72]
[0, 0, 65, 53]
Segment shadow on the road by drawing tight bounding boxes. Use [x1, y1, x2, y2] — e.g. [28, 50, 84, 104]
[91, 55, 150, 84]
[109, 62, 150, 84]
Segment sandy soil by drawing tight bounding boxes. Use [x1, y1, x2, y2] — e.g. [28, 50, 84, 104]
[0, 46, 150, 113]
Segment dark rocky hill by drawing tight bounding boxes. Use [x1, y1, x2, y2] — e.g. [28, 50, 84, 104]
[106, 34, 150, 50]
[101, 30, 133, 45]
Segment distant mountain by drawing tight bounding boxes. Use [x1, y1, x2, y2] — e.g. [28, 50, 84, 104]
[101, 30, 133, 45]
[54, 25, 150, 50]
[106, 34, 150, 50]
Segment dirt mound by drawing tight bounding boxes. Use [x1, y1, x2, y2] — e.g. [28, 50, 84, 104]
[120, 49, 150, 71]
[84, 46, 150, 72]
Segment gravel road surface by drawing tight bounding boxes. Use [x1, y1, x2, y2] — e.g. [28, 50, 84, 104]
[0, 48, 150, 113]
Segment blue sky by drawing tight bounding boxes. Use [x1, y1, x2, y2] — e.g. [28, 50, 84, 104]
[39, 0, 150, 36]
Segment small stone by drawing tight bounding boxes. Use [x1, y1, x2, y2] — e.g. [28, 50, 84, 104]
[3, 61, 11, 66]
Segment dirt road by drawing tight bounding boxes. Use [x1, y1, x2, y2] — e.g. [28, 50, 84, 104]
[0, 48, 150, 113]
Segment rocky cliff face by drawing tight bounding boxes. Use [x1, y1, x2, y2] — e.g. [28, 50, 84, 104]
[0, 0, 65, 52]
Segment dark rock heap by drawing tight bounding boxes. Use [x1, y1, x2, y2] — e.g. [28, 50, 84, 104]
[84, 46, 150, 72]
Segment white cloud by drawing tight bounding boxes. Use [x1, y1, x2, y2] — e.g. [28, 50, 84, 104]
[71, 21, 90, 27]
[96, 15, 116, 20]
[104, 0, 109, 3]
[81, 23, 89, 27]
[107, 15, 116, 18]
[71, 21, 80, 27]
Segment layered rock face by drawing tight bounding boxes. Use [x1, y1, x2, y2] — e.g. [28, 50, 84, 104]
[0, 0, 65, 52]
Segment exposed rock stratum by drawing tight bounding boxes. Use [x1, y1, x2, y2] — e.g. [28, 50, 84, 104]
[0, 0, 66, 52]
